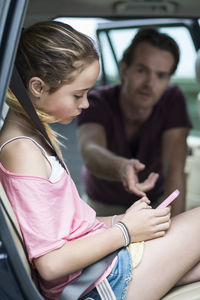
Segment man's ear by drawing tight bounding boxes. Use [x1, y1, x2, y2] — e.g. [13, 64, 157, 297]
[28, 77, 46, 98]
[119, 62, 128, 83]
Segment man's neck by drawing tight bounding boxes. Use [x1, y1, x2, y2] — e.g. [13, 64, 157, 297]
[119, 92, 153, 124]
[121, 102, 152, 124]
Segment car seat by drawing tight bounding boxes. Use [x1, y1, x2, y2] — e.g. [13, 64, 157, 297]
[0, 183, 43, 300]
[184, 48, 200, 210]
[1, 183, 200, 300]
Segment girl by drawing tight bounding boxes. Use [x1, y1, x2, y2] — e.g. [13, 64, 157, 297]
[0, 20, 200, 300]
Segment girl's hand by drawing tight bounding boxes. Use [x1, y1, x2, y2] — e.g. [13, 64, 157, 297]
[131, 196, 151, 207]
[121, 198, 171, 242]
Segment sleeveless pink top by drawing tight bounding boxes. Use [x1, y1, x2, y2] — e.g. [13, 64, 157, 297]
[0, 136, 116, 299]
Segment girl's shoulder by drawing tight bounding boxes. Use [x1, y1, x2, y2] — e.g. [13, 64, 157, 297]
[0, 136, 51, 178]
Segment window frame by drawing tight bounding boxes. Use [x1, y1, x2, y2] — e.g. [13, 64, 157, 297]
[96, 18, 200, 85]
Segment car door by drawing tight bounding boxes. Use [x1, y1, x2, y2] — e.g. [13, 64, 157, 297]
[0, 1, 43, 299]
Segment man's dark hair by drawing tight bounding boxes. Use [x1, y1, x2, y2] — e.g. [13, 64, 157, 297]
[121, 28, 180, 74]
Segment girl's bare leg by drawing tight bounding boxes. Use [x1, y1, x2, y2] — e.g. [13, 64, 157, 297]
[126, 207, 200, 300]
[176, 261, 200, 286]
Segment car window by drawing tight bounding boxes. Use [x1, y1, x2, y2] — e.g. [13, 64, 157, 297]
[100, 26, 196, 79]
[56, 18, 200, 138]
[98, 24, 200, 137]
[160, 27, 199, 137]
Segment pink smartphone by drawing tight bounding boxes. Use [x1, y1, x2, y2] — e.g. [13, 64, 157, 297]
[157, 189, 180, 209]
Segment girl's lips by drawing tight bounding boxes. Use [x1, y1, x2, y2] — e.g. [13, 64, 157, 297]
[72, 114, 80, 119]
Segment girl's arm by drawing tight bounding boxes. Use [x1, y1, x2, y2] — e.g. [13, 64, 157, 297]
[1, 141, 171, 282]
[34, 225, 125, 281]
[35, 201, 170, 282]
[96, 214, 123, 227]
[1, 142, 125, 280]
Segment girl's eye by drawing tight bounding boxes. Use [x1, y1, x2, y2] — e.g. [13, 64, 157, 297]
[74, 95, 83, 100]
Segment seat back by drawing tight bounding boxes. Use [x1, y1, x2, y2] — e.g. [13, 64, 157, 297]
[195, 48, 200, 117]
[0, 183, 43, 300]
[162, 281, 200, 300]
[0, 183, 31, 273]
[195, 49, 200, 84]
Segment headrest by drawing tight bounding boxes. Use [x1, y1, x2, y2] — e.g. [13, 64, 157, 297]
[195, 49, 200, 84]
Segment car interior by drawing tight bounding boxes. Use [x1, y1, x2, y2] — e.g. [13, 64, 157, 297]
[1, 0, 200, 299]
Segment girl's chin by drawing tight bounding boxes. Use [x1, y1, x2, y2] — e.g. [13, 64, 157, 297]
[59, 119, 73, 125]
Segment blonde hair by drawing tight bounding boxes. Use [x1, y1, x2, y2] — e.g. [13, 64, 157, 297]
[8, 20, 99, 152]
[6, 89, 60, 151]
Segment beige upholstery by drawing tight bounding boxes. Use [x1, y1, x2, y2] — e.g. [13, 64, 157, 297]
[0, 183, 31, 274]
[162, 282, 200, 300]
[184, 49, 200, 210]
[195, 49, 200, 85]
[185, 148, 200, 210]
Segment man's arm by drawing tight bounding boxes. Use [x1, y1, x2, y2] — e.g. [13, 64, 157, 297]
[78, 122, 127, 181]
[161, 127, 189, 216]
[78, 122, 158, 196]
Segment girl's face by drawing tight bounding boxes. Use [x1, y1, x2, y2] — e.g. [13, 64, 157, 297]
[36, 60, 100, 124]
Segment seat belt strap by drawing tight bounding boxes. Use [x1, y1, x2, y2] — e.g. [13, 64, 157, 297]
[9, 66, 66, 170]
[60, 251, 117, 300]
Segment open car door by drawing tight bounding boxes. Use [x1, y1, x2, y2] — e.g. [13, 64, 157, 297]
[0, 0, 43, 299]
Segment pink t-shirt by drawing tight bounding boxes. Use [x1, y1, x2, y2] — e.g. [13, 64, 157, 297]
[0, 162, 116, 299]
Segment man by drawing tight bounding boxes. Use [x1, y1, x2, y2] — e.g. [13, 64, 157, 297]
[77, 28, 192, 217]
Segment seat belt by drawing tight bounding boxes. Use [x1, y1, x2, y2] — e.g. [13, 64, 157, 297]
[9, 66, 66, 170]
[60, 252, 117, 300]
[8, 66, 118, 299]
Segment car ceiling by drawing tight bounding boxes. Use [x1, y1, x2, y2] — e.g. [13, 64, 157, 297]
[25, 0, 200, 26]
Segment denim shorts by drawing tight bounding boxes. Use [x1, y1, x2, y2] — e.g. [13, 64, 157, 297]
[80, 247, 132, 300]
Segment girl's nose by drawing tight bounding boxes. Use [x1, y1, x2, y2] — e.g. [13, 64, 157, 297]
[80, 97, 89, 109]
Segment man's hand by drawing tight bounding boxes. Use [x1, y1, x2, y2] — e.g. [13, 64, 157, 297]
[120, 159, 159, 196]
